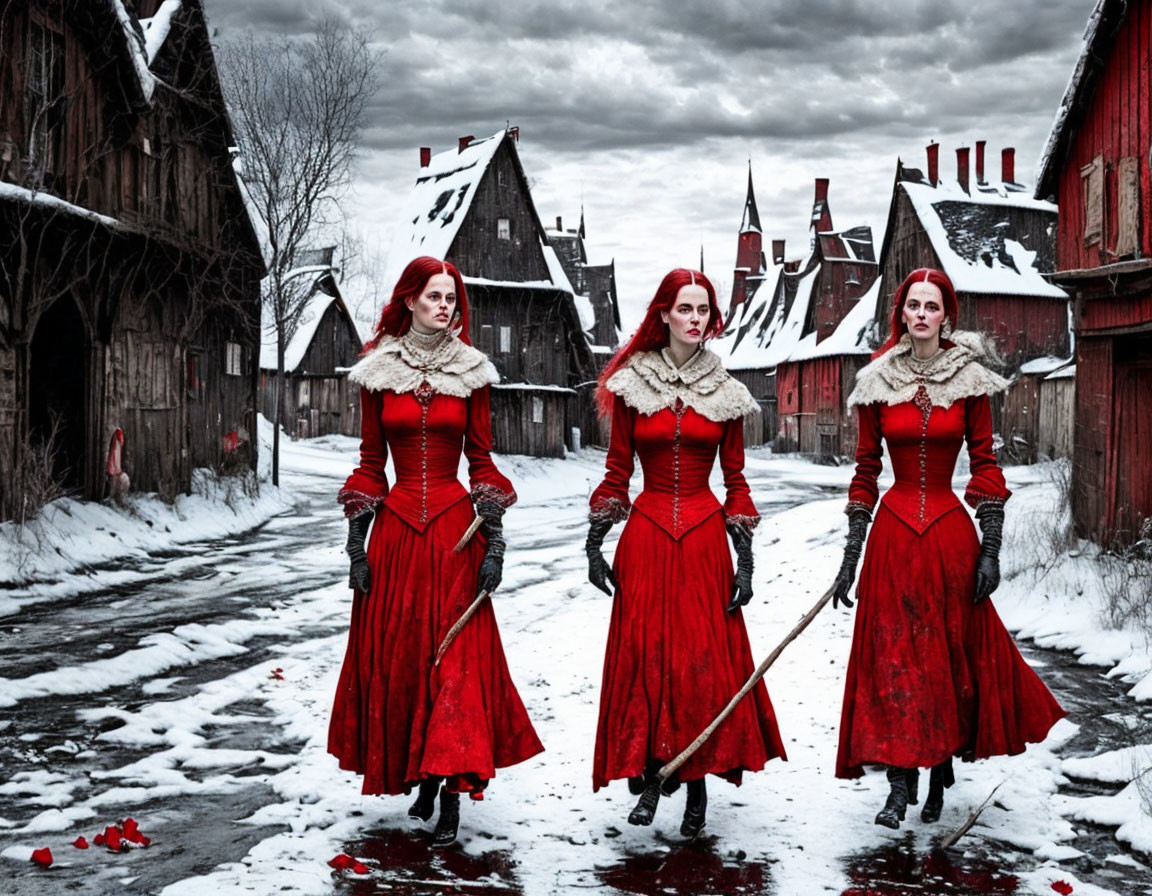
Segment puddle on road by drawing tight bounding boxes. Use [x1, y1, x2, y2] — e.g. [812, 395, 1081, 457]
[334, 827, 521, 895]
[595, 836, 774, 895]
[842, 841, 1017, 895]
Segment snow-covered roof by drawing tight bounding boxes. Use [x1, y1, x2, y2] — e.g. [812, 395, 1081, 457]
[714, 262, 822, 370]
[140, 0, 182, 65]
[110, 0, 156, 103]
[0, 181, 120, 228]
[1035, 0, 1112, 199]
[378, 131, 506, 300]
[1045, 363, 1076, 381]
[260, 289, 353, 373]
[784, 279, 878, 363]
[901, 181, 1066, 299]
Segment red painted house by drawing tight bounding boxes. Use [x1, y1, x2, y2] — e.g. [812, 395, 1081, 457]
[1036, 0, 1152, 544]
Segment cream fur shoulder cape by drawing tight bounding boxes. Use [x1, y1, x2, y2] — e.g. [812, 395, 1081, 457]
[605, 347, 759, 422]
[347, 333, 498, 397]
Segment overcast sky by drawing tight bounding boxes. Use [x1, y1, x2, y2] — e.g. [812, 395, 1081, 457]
[201, 0, 1094, 328]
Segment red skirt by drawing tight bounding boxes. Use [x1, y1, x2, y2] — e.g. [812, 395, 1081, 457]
[593, 510, 787, 791]
[836, 503, 1065, 778]
[328, 499, 543, 795]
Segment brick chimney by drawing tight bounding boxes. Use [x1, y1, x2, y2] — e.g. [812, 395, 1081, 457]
[419, 147, 431, 168]
[956, 146, 970, 194]
[1001, 147, 1016, 184]
[814, 177, 829, 203]
[556, 216, 563, 231]
[975, 140, 986, 184]
[458, 135, 474, 153]
[926, 142, 940, 187]
[771, 239, 786, 265]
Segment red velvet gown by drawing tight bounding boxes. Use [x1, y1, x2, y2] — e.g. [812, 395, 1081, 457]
[590, 396, 787, 790]
[329, 384, 543, 795]
[835, 393, 1065, 778]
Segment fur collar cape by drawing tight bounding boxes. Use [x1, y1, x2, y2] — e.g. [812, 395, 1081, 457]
[604, 347, 758, 422]
[348, 330, 498, 397]
[847, 330, 1010, 409]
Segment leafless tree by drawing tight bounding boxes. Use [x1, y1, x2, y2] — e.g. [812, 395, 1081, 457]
[218, 21, 381, 485]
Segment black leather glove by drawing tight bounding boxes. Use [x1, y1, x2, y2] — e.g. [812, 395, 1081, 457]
[726, 523, 754, 614]
[585, 517, 618, 596]
[973, 502, 1004, 603]
[346, 510, 372, 593]
[476, 500, 506, 597]
[833, 508, 871, 610]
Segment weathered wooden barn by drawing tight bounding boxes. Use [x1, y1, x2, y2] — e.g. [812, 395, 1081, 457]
[715, 177, 878, 456]
[874, 142, 1071, 463]
[1035, 0, 1152, 544]
[258, 252, 364, 440]
[380, 128, 596, 458]
[0, 0, 264, 521]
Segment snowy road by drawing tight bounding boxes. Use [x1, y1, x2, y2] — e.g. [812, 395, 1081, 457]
[2, 437, 1151, 895]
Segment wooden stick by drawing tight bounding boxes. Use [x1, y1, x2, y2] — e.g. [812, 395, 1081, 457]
[938, 782, 1002, 850]
[434, 591, 490, 666]
[657, 582, 836, 781]
[453, 515, 483, 553]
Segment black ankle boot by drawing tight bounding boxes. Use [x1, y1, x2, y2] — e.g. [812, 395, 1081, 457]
[627, 775, 646, 795]
[905, 768, 920, 806]
[408, 777, 441, 822]
[681, 779, 707, 838]
[921, 763, 947, 823]
[432, 788, 460, 847]
[628, 780, 661, 826]
[875, 766, 909, 829]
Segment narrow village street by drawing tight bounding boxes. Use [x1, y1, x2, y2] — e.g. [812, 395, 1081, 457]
[2, 437, 1151, 895]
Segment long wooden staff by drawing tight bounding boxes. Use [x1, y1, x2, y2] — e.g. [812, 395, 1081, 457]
[434, 516, 488, 666]
[631, 582, 836, 815]
[938, 782, 1002, 850]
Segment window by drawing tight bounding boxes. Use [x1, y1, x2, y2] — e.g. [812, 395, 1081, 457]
[532, 396, 544, 424]
[1082, 154, 1104, 246]
[499, 326, 511, 353]
[480, 324, 494, 353]
[1116, 156, 1140, 256]
[225, 342, 244, 376]
[298, 379, 310, 407]
[497, 218, 510, 240]
[187, 351, 203, 400]
[26, 21, 65, 186]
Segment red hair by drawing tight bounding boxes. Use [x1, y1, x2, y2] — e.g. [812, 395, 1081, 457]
[595, 268, 722, 417]
[362, 256, 470, 353]
[874, 267, 959, 359]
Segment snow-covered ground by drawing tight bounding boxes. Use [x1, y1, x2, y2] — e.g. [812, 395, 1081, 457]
[2, 431, 1151, 895]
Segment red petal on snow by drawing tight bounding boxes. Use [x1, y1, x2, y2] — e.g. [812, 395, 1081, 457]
[103, 825, 124, 852]
[31, 847, 53, 867]
[93, 833, 106, 846]
[269, 669, 285, 680]
[72, 837, 89, 849]
[121, 818, 138, 837]
[1052, 883, 1074, 895]
[350, 861, 370, 874]
[328, 853, 354, 869]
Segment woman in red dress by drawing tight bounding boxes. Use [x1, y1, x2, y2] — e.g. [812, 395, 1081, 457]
[329, 257, 543, 847]
[833, 268, 1065, 828]
[585, 268, 787, 838]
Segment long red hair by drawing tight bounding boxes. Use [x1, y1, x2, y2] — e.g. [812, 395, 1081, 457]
[874, 267, 959, 359]
[362, 256, 470, 353]
[596, 268, 722, 417]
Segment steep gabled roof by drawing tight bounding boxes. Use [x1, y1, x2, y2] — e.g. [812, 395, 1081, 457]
[259, 271, 362, 372]
[379, 130, 512, 298]
[740, 164, 761, 234]
[1036, 0, 1125, 199]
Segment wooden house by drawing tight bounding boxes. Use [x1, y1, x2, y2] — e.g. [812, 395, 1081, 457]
[874, 142, 1070, 463]
[715, 177, 878, 456]
[1035, 0, 1152, 544]
[0, 0, 265, 520]
[258, 250, 365, 440]
[380, 128, 596, 458]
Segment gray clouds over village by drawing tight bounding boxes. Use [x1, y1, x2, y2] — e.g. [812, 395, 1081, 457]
[202, 0, 1094, 322]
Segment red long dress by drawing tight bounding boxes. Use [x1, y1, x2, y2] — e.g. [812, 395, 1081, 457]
[835, 393, 1065, 778]
[329, 384, 543, 795]
[590, 396, 787, 791]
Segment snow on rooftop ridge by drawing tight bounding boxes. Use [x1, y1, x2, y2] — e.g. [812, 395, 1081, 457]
[111, 0, 156, 103]
[0, 181, 120, 227]
[260, 289, 338, 372]
[140, 0, 182, 65]
[377, 131, 507, 301]
[901, 182, 1066, 299]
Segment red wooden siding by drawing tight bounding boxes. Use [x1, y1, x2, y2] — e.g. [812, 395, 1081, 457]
[1055, 2, 1152, 269]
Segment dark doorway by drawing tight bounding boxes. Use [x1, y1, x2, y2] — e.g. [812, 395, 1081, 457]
[29, 297, 88, 493]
